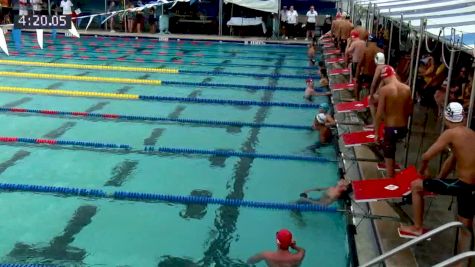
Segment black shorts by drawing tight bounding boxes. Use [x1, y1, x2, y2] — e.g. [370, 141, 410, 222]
[383, 127, 407, 159]
[340, 39, 347, 54]
[351, 63, 358, 77]
[423, 179, 475, 219]
[358, 74, 373, 85]
[306, 22, 315, 31]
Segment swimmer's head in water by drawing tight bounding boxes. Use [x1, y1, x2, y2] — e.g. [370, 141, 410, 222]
[276, 229, 293, 250]
[316, 113, 326, 124]
[374, 52, 385, 65]
[350, 30, 359, 39]
[445, 102, 464, 123]
[319, 103, 330, 113]
[306, 78, 313, 84]
[380, 65, 396, 79]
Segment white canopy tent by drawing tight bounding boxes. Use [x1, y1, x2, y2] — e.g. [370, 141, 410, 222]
[223, 0, 278, 14]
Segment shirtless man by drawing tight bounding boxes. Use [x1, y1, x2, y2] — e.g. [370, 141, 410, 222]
[308, 112, 335, 152]
[374, 66, 412, 178]
[368, 52, 387, 125]
[338, 15, 353, 54]
[298, 179, 351, 206]
[355, 35, 383, 100]
[399, 102, 475, 266]
[331, 14, 343, 49]
[345, 30, 365, 86]
[247, 229, 305, 267]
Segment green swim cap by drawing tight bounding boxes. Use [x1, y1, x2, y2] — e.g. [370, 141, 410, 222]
[319, 103, 330, 112]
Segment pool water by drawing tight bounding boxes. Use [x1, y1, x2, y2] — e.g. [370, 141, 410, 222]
[0, 33, 348, 266]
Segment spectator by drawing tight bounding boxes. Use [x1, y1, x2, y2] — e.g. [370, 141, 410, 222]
[286, 6, 298, 40]
[321, 15, 331, 36]
[247, 229, 305, 266]
[31, 0, 42, 15]
[148, 7, 157, 33]
[305, 5, 317, 41]
[19, 0, 28, 16]
[126, 2, 135, 33]
[60, 0, 73, 16]
[280, 5, 288, 39]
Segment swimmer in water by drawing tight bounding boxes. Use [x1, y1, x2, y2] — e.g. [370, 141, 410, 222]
[298, 179, 351, 205]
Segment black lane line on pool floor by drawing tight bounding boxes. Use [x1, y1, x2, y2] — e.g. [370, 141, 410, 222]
[42, 121, 77, 139]
[104, 159, 139, 187]
[0, 150, 30, 175]
[203, 56, 285, 266]
[7, 205, 97, 265]
[1, 97, 33, 108]
[46, 82, 65, 89]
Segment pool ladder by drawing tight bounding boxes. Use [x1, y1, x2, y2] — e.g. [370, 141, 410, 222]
[359, 221, 474, 267]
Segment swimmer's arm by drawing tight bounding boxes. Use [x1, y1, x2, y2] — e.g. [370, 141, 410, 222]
[420, 130, 453, 175]
[369, 67, 382, 96]
[291, 243, 306, 261]
[325, 116, 336, 127]
[247, 252, 267, 264]
[438, 153, 456, 178]
[303, 187, 329, 193]
[374, 87, 386, 140]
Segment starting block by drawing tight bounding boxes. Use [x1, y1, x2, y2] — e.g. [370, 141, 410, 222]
[324, 49, 341, 56]
[352, 166, 421, 203]
[325, 57, 345, 64]
[335, 97, 369, 113]
[342, 124, 384, 147]
[330, 82, 354, 91]
[329, 68, 350, 76]
[323, 43, 334, 48]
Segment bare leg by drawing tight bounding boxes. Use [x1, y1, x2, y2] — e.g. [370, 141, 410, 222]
[399, 179, 425, 234]
[454, 217, 474, 267]
[385, 157, 395, 178]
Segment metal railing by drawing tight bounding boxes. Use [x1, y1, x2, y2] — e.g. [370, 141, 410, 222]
[359, 221, 465, 267]
[433, 251, 475, 267]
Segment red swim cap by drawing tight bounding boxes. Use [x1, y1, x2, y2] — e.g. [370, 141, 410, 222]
[381, 65, 396, 79]
[306, 78, 313, 83]
[350, 30, 359, 39]
[276, 229, 293, 250]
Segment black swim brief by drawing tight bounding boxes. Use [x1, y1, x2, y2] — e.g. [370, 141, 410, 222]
[383, 127, 407, 159]
[340, 39, 347, 54]
[423, 179, 475, 219]
[358, 74, 373, 85]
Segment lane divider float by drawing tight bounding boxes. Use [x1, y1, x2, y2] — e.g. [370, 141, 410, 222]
[0, 183, 337, 212]
[0, 107, 312, 130]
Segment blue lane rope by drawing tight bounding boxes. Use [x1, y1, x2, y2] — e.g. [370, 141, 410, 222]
[0, 107, 312, 130]
[155, 147, 336, 163]
[161, 81, 303, 91]
[178, 70, 320, 80]
[138, 95, 322, 108]
[12, 53, 316, 70]
[0, 264, 55, 267]
[0, 136, 335, 163]
[0, 183, 337, 212]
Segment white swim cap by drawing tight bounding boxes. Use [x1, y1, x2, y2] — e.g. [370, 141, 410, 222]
[315, 113, 326, 124]
[445, 102, 464, 123]
[374, 52, 385, 65]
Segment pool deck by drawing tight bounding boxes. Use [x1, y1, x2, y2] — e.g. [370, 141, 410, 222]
[325, 47, 475, 266]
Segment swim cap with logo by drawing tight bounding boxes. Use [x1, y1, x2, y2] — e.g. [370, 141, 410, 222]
[374, 52, 385, 65]
[316, 113, 326, 124]
[276, 229, 293, 250]
[445, 102, 464, 123]
[380, 65, 396, 79]
[350, 30, 359, 39]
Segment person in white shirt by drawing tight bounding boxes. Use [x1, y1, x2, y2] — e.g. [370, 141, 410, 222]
[60, 0, 73, 15]
[31, 0, 42, 15]
[280, 6, 288, 39]
[19, 0, 28, 16]
[285, 5, 298, 40]
[306, 5, 318, 41]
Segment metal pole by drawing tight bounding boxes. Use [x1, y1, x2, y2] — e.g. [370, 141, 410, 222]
[403, 19, 425, 168]
[467, 66, 475, 128]
[365, 3, 371, 29]
[218, 0, 223, 36]
[441, 48, 456, 134]
[351, 0, 355, 23]
[387, 20, 393, 64]
[48, 0, 51, 15]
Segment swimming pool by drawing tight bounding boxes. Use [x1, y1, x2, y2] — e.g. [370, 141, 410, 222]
[0, 33, 348, 266]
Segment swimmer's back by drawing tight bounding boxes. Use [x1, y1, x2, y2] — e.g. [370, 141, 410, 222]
[261, 251, 304, 267]
[381, 82, 411, 127]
